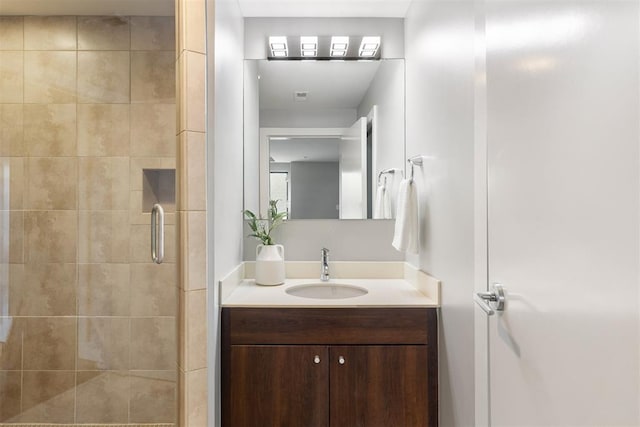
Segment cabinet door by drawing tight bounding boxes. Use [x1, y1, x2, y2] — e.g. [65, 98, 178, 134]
[330, 345, 430, 427]
[228, 345, 329, 427]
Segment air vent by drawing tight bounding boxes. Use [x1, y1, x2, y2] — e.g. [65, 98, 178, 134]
[294, 91, 309, 102]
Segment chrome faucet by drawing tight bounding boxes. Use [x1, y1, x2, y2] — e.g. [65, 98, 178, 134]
[320, 248, 330, 282]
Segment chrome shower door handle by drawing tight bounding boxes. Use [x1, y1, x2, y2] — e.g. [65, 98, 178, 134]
[474, 283, 505, 316]
[151, 203, 165, 264]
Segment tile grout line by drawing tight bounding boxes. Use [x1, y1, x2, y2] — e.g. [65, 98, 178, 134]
[74, 15, 79, 425]
[20, 329, 24, 416]
[20, 16, 25, 420]
[128, 15, 132, 424]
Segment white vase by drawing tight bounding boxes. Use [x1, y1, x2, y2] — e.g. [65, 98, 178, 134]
[255, 244, 285, 286]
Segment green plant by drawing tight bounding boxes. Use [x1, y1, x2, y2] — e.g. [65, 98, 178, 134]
[243, 200, 287, 245]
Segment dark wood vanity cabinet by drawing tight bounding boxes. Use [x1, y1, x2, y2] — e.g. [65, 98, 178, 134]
[222, 307, 438, 427]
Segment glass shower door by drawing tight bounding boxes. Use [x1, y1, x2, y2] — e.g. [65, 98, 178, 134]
[0, 11, 177, 425]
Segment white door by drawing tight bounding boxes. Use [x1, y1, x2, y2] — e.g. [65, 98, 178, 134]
[339, 117, 367, 219]
[481, 1, 640, 425]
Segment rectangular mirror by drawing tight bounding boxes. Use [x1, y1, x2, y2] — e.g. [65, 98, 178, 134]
[244, 59, 405, 220]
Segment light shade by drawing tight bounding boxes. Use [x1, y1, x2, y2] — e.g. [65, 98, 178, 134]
[300, 36, 318, 57]
[359, 36, 380, 57]
[269, 36, 288, 57]
[330, 36, 349, 57]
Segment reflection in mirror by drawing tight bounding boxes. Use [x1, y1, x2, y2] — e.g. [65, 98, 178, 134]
[243, 59, 405, 220]
[270, 136, 340, 219]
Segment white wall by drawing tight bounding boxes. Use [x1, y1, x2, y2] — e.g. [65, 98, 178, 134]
[243, 60, 260, 214]
[260, 107, 357, 128]
[245, 17, 405, 59]
[210, 0, 244, 292]
[207, 0, 244, 424]
[357, 59, 406, 215]
[405, 1, 476, 426]
[290, 162, 339, 219]
[243, 219, 404, 261]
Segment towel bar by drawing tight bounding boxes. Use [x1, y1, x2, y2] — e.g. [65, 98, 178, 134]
[377, 167, 403, 185]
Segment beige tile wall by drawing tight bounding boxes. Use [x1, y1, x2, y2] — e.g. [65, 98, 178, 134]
[0, 15, 178, 425]
[176, 0, 208, 425]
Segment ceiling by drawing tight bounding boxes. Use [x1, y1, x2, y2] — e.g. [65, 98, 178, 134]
[0, 0, 174, 16]
[238, 0, 411, 18]
[270, 137, 341, 163]
[259, 60, 380, 110]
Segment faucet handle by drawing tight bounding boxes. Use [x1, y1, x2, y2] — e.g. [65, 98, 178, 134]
[321, 247, 329, 254]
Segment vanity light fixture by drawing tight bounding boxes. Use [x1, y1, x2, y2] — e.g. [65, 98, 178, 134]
[359, 36, 380, 57]
[269, 36, 288, 57]
[267, 36, 380, 60]
[300, 36, 318, 57]
[330, 36, 349, 57]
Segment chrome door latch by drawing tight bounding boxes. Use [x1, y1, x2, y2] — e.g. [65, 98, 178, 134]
[474, 283, 505, 316]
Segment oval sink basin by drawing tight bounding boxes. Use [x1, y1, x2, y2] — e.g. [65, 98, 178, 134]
[286, 283, 368, 300]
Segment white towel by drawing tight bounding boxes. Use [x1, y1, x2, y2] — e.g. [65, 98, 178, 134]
[374, 184, 392, 219]
[392, 178, 418, 254]
[382, 187, 392, 219]
[374, 185, 385, 219]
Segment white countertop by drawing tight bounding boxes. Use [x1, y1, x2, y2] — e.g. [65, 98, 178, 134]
[222, 278, 439, 308]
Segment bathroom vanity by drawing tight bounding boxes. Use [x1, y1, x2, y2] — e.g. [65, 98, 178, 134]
[221, 272, 439, 427]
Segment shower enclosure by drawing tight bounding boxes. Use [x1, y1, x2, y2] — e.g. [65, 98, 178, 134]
[0, 9, 178, 425]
